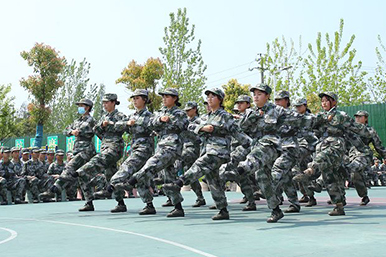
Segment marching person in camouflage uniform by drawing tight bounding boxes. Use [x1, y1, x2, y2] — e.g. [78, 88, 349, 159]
[108, 89, 155, 214]
[292, 98, 318, 207]
[294, 92, 371, 216]
[219, 94, 258, 211]
[272, 90, 303, 213]
[234, 84, 288, 223]
[180, 101, 206, 208]
[74, 94, 126, 211]
[351, 110, 386, 203]
[21, 148, 47, 203]
[40, 150, 66, 201]
[128, 88, 188, 217]
[379, 159, 386, 186]
[163, 88, 252, 220]
[0, 147, 26, 205]
[51, 99, 96, 202]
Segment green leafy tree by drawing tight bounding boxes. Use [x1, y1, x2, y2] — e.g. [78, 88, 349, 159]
[299, 19, 369, 112]
[159, 8, 207, 107]
[116, 58, 163, 112]
[222, 79, 251, 113]
[20, 43, 65, 147]
[368, 35, 386, 102]
[13, 102, 36, 137]
[0, 84, 17, 144]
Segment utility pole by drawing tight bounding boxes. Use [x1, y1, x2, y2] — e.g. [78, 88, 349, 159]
[249, 53, 267, 84]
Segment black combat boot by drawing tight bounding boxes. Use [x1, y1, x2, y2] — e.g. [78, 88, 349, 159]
[192, 199, 206, 207]
[360, 196, 370, 206]
[284, 204, 301, 213]
[111, 200, 127, 213]
[328, 203, 345, 216]
[139, 202, 157, 215]
[242, 203, 257, 211]
[305, 196, 317, 207]
[212, 208, 230, 220]
[267, 206, 284, 223]
[79, 201, 94, 211]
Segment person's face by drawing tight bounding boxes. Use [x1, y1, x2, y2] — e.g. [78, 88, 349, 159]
[237, 102, 250, 113]
[296, 105, 307, 114]
[207, 93, 221, 110]
[32, 152, 39, 160]
[383, 159, 386, 164]
[12, 151, 20, 159]
[132, 96, 146, 109]
[22, 153, 29, 160]
[355, 115, 366, 124]
[39, 153, 46, 161]
[103, 101, 115, 112]
[321, 96, 335, 111]
[253, 90, 269, 108]
[275, 98, 288, 108]
[47, 153, 55, 162]
[67, 154, 73, 161]
[186, 108, 196, 118]
[162, 95, 177, 108]
[56, 155, 64, 162]
[3, 152, 10, 162]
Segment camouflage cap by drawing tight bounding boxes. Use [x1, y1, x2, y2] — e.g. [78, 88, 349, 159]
[274, 90, 290, 100]
[2, 147, 11, 153]
[11, 147, 20, 153]
[56, 149, 65, 156]
[159, 88, 179, 97]
[47, 149, 55, 155]
[75, 98, 93, 108]
[294, 98, 308, 106]
[184, 101, 198, 111]
[40, 150, 47, 154]
[354, 110, 369, 117]
[250, 83, 272, 94]
[235, 95, 252, 103]
[22, 148, 30, 154]
[318, 92, 338, 101]
[102, 93, 120, 105]
[131, 89, 149, 98]
[205, 88, 225, 100]
[31, 147, 40, 153]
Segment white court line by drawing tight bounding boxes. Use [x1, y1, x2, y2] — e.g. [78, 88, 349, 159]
[0, 218, 218, 257]
[0, 227, 18, 245]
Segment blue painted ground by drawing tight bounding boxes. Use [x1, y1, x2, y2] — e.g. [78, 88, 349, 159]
[0, 187, 385, 257]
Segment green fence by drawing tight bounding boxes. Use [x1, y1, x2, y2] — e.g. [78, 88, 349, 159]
[340, 103, 386, 144]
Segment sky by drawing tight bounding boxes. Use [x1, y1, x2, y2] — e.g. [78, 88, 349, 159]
[0, 0, 385, 113]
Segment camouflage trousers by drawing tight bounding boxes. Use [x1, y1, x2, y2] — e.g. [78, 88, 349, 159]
[164, 153, 228, 209]
[54, 150, 95, 194]
[181, 147, 204, 201]
[0, 177, 26, 200]
[134, 146, 182, 204]
[26, 175, 54, 200]
[77, 147, 122, 202]
[110, 147, 152, 202]
[272, 147, 300, 206]
[347, 155, 371, 198]
[238, 142, 281, 209]
[294, 147, 315, 197]
[311, 137, 346, 204]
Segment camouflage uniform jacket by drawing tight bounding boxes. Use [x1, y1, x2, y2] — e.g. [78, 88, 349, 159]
[277, 107, 303, 150]
[11, 159, 23, 176]
[193, 108, 251, 160]
[94, 109, 127, 151]
[313, 107, 371, 147]
[47, 162, 65, 176]
[0, 160, 16, 180]
[151, 106, 188, 155]
[296, 111, 318, 151]
[115, 108, 154, 153]
[239, 102, 285, 150]
[65, 114, 96, 156]
[21, 159, 45, 179]
[183, 115, 202, 151]
[363, 125, 386, 159]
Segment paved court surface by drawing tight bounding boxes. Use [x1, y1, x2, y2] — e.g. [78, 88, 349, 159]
[0, 187, 385, 257]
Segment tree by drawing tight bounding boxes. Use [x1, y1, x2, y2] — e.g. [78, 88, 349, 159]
[298, 19, 369, 112]
[13, 102, 36, 137]
[367, 35, 386, 103]
[222, 79, 250, 113]
[159, 8, 207, 107]
[261, 36, 303, 98]
[0, 84, 17, 144]
[116, 58, 163, 112]
[46, 58, 105, 133]
[20, 43, 65, 147]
